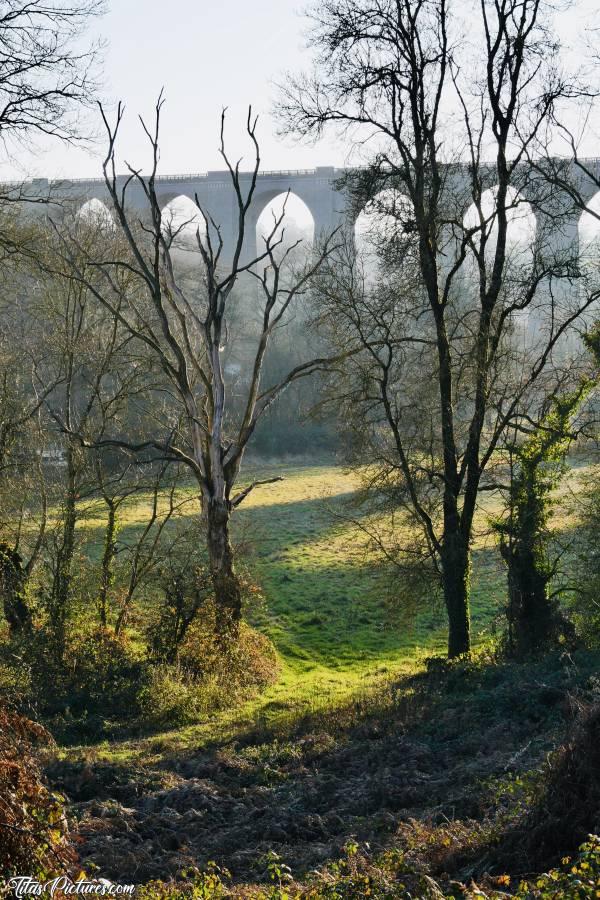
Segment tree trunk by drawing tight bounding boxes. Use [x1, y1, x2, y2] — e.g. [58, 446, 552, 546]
[206, 497, 242, 634]
[98, 500, 117, 627]
[0, 543, 32, 636]
[50, 444, 77, 655]
[441, 530, 471, 658]
[501, 541, 558, 657]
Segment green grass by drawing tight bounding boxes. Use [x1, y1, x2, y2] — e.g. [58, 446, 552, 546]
[26, 460, 600, 895]
[234, 463, 504, 670]
[56, 461, 513, 763]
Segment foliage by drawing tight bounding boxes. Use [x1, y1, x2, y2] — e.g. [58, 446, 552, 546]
[0, 624, 145, 739]
[568, 469, 600, 644]
[0, 613, 279, 740]
[136, 664, 215, 729]
[1, 466, 599, 888]
[178, 596, 279, 686]
[63, 627, 145, 719]
[0, 704, 76, 879]
[140, 607, 279, 729]
[491, 318, 599, 656]
[0, 540, 32, 634]
[147, 563, 213, 664]
[502, 702, 600, 873]
[121, 837, 600, 897]
[492, 384, 593, 656]
[511, 836, 600, 898]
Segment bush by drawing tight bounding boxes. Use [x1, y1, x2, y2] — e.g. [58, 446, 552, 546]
[0, 600, 279, 739]
[137, 664, 222, 728]
[0, 624, 146, 740]
[128, 838, 600, 898]
[64, 626, 144, 719]
[511, 835, 600, 898]
[0, 705, 76, 879]
[510, 702, 600, 873]
[139, 607, 279, 729]
[178, 604, 279, 693]
[0, 650, 32, 708]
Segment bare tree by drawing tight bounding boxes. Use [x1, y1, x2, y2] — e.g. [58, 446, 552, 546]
[280, 0, 599, 656]
[0, 231, 63, 634]
[0, 413, 47, 635]
[0, 0, 102, 150]
[113, 463, 195, 636]
[0, 0, 104, 632]
[56, 101, 354, 635]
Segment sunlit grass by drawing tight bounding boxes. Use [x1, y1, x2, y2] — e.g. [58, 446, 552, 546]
[48, 463, 480, 758]
[55, 456, 593, 761]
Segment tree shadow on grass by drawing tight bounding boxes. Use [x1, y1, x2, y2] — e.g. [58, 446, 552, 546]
[53, 649, 600, 885]
[65, 492, 508, 750]
[82, 477, 507, 670]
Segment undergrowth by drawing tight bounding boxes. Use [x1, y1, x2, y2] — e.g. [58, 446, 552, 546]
[0, 706, 76, 881]
[134, 835, 600, 898]
[0, 614, 278, 743]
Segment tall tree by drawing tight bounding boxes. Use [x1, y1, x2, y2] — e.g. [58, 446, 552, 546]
[0, 0, 103, 628]
[281, 0, 598, 656]
[57, 103, 352, 635]
[493, 337, 599, 656]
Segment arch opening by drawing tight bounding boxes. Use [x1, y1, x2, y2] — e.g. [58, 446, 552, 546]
[255, 193, 314, 265]
[161, 195, 207, 250]
[354, 189, 414, 283]
[76, 198, 114, 230]
[579, 191, 600, 277]
[462, 185, 537, 336]
[463, 185, 537, 267]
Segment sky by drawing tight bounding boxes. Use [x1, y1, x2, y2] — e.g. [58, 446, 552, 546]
[1, 0, 346, 182]
[0, 0, 597, 183]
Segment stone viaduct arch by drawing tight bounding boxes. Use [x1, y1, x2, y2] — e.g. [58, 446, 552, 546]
[22, 166, 350, 263]
[12, 157, 600, 270]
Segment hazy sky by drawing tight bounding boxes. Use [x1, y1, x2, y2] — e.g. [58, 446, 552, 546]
[1, 0, 345, 181]
[0, 0, 597, 182]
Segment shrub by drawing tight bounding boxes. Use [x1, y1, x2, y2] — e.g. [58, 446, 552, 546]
[0, 599, 278, 739]
[131, 838, 600, 898]
[0, 705, 76, 879]
[516, 702, 600, 872]
[178, 605, 279, 694]
[512, 834, 600, 898]
[136, 664, 221, 728]
[0, 624, 146, 740]
[139, 609, 279, 729]
[0, 650, 32, 709]
[63, 626, 144, 719]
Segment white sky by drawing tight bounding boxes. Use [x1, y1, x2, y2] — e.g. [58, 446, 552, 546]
[1, 0, 346, 181]
[0, 0, 597, 182]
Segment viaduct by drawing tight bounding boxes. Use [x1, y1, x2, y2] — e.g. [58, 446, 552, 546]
[12, 159, 600, 264]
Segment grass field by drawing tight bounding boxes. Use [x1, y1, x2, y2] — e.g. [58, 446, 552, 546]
[39, 459, 600, 891]
[233, 462, 502, 689]
[68, 460, 512, 762]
